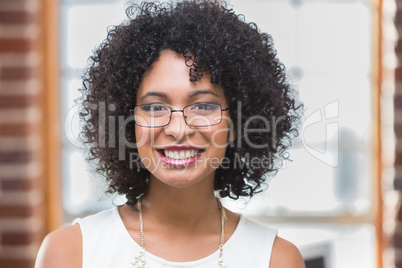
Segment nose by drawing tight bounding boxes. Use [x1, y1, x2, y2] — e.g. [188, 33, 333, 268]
[163, 111, 194, 140]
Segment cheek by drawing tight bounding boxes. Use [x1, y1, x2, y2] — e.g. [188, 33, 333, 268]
[208, 122, 230, 150]
[134, 125, 146, 147]
[210, 129, 229, 147]
[134, 126, 155, 151]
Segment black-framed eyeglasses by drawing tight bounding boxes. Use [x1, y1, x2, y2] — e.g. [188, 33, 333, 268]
[133, 103, 230, 128]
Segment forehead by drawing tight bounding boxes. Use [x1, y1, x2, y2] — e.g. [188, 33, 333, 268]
[137, 50, 225, 101]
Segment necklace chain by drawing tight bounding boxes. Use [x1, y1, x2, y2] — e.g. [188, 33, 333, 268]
[131, 198, 228, 268]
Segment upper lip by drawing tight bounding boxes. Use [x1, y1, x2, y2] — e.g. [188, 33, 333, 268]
[154, 145, 206, 150]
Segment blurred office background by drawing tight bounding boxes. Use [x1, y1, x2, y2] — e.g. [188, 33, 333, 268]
[0, 0, 398, 267]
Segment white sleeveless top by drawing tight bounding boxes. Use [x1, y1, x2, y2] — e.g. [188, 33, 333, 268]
[73, 206, 277, 268]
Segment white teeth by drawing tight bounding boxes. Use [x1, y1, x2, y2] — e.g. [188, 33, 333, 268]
[163, 150, 199, 160]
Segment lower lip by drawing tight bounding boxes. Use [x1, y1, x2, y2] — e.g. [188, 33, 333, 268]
[157, 150, 202, 167]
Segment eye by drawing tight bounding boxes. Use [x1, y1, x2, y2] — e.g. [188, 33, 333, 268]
[140, 104, 169, 112]
[190, 103, 219, 111]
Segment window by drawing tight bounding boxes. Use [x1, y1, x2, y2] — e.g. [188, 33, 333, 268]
[60, 0, 378, 267]
[60, 0, 128, 220]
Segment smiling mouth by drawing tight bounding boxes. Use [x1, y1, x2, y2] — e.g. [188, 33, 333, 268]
[158, 149, 204, 160]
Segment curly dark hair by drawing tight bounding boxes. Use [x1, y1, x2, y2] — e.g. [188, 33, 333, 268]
[80, 0, 301, 206]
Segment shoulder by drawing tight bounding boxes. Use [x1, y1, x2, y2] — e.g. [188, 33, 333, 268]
[35, 224, 82, 268]
[270, 236, 305, 268]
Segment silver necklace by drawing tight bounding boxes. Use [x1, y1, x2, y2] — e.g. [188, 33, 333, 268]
[131, 198, 228, 268]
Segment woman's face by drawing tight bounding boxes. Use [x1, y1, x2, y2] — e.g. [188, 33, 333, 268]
[135, 50, 232, 189]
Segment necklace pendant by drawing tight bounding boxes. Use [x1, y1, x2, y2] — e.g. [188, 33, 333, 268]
[217, 258, 228, 268]
[131, 248, 148, 268]
[217, 244, 227, 268]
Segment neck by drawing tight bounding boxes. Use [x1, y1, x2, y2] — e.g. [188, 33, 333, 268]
[139, 176, 221, 230]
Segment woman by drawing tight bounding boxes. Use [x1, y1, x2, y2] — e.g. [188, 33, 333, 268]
[36, 1, 304, 267]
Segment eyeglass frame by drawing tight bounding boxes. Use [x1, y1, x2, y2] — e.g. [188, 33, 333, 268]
[132, 103, 230, 128]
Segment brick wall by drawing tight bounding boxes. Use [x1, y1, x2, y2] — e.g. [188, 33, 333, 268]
[0, 0, 46, 267]
[378, 0, 402, 267]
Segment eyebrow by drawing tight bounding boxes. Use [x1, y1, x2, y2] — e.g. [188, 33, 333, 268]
[140, 89, 219, 101]
[188, 90, 219, 98]
[140, 91, 168, 101]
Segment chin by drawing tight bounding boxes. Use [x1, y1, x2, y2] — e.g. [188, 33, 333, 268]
[150, 165, 215, 190]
